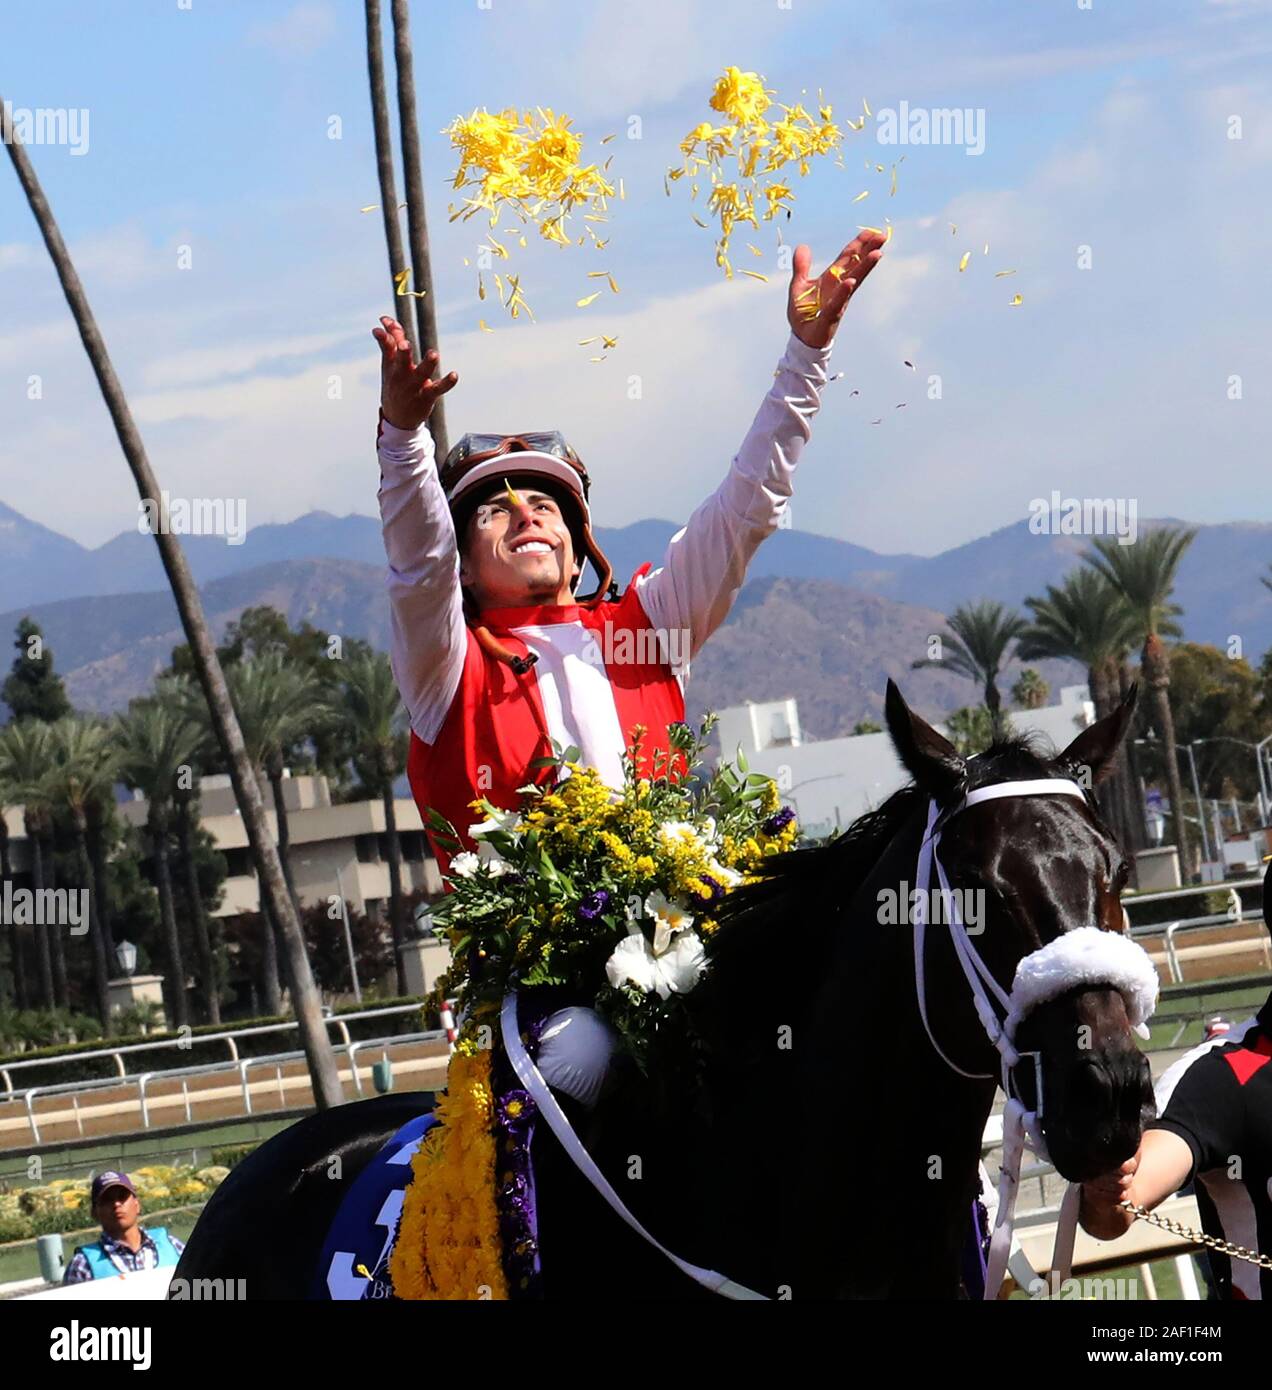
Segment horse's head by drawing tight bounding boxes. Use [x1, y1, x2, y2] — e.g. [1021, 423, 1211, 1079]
[885, 680, 1157, 1183]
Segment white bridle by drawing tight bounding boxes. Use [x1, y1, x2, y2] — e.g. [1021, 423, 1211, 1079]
[912, 777, 1160, 1298]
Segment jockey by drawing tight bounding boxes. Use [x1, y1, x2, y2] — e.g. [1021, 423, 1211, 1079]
[374, 232, 885, 1107]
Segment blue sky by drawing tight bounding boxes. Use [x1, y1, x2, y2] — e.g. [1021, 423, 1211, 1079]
[2, 0, 1270, 559]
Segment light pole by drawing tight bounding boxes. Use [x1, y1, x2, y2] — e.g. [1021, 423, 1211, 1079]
[298, 857, 362, 1004]
[1191, 735, 1270, 818]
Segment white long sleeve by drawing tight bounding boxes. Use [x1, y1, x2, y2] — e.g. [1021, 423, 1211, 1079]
[377, 420, 467, 744]
[634, 330, 835, 675]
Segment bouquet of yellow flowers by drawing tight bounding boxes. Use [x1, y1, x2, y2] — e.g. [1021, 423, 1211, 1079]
[424, 714, 799, 1070]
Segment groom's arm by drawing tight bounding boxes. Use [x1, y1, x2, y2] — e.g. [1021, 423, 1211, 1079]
[635, 230, 885, 672]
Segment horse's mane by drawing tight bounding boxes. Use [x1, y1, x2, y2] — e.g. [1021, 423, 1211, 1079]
[703, 729, 1062, 1001]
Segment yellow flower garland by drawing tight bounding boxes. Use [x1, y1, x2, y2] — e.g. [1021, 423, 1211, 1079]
[388, 1044, 509, 1301]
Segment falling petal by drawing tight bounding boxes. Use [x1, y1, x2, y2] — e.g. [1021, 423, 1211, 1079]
[895, 402, 906, 409]
[862, 97, 872, 117]
[1009, 294, 1023, 306]
[577, 292, 602, 307]
[602, 133, 617, 144]
[890, 164, 897, 196]
[983, 242, 989, 255]
[958, 251, 971, 272]
[747, 243, 763, 256]
[994, 269, 1017, 278]
[692, 215, 709, 228]
[579, 336, 599, 345]
[853, 190, 870, 203]
[601, 334, 619, 348]
[479, 319, 494, 333]
[903, 359, 915, 370]
[587, 270, 609, 277]
[742, 270, 769, 282]
[607, 274, 619, 293]
[949, 222, 957, 235]
[870, 418, 882, 425]
[360, 204, 379, 214]
[849, 389, 860, 397]
[504, 479, 521, 506]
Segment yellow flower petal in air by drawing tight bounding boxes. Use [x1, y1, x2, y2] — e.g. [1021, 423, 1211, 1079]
[853, 190, 869, 203]
[607, 274, 619, 293]
[742, 270, 769, 282]
[360, 204, 379, 214]
[479, 320, 494, 333]
[994, 269, 1017, 278]
[579, 336, 599, 346]
[601, 334, 619, 348]
[1009, 294, 1023, 306]
[504, 479, 521, 506]
[577, 292, 601, 307]
[958, 251, 971, 272]
[862, 97, 872, 117]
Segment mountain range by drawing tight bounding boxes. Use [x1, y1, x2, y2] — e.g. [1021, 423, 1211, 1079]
[0, 501, 1267, 727]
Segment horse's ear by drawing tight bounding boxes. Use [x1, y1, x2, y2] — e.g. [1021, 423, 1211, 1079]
[884, 679, 966, 800]
[1053, 684, 1137, 788]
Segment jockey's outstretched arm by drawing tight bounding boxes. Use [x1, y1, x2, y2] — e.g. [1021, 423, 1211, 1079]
[373, 318, 463, 745]
[634, 330, 834, 666]
[635, 232, 885, 666]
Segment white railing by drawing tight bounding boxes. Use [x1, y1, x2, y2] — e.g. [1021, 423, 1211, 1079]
[2, 1028, 448, 1146]
[0, 1003, 427, 1099]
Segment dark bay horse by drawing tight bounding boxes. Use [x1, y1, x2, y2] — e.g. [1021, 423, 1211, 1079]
[176, 681, 1154, 1299]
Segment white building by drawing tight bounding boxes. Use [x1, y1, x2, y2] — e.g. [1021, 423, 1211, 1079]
[714, 686, 1096, 837]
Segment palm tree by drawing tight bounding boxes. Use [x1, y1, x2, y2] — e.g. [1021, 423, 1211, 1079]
[4, 122, 342, 1106]
[154, 678, 222, 1026]
[911, 600, 1028, 726]
[341, 650, 410, 994]
[389, 0, 449, 461]
[1011, 669, 1050, 711]
[364, 0, 412, 337]
[0, 766, 28, 1009]
[0, 720, 57, 1007]
[117, 703, 203, 1030]
[1086, 527, 1198, 876]
[46, 718, 118, 1029]
[1019, 569, 1147, 852]
[178, 654, 332, 1012]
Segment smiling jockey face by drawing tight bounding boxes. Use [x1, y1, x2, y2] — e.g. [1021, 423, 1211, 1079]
[457, 473, 582, 610]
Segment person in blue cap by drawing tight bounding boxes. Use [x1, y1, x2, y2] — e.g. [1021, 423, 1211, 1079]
[62, 1171, 184, 1283]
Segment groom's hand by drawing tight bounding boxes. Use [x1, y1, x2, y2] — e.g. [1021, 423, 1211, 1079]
[372, 316, 458, 431]
[788, 230, 886, 349]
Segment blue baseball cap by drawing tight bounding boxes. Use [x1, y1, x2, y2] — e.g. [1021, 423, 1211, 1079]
[90, 1171, 137, 1203]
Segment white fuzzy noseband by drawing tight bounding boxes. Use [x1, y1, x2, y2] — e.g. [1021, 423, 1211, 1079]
[1005, 925, 1160, 1042]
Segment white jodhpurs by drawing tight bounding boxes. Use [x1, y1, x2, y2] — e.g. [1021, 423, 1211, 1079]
[534, 1006, 617, 1109]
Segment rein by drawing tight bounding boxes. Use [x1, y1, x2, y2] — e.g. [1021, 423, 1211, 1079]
[911, 777, 1159, 1299]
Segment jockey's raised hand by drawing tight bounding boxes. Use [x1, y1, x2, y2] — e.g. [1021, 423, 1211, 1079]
[372, 315, 459, 431]
[787, 230, 886, 349]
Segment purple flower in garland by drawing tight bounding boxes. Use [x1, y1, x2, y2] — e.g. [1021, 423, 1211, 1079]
[762, 806, 796, 836]
[578, 888, 611, 921]
[494, 1086, 541, 1297]
[698, 873, 726, 901]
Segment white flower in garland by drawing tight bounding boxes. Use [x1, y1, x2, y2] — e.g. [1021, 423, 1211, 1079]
[468, 807, 523, 841]
[606, 890, 706, 999]
[449, 848, 514, 879]
[449, 852, 481, 878]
